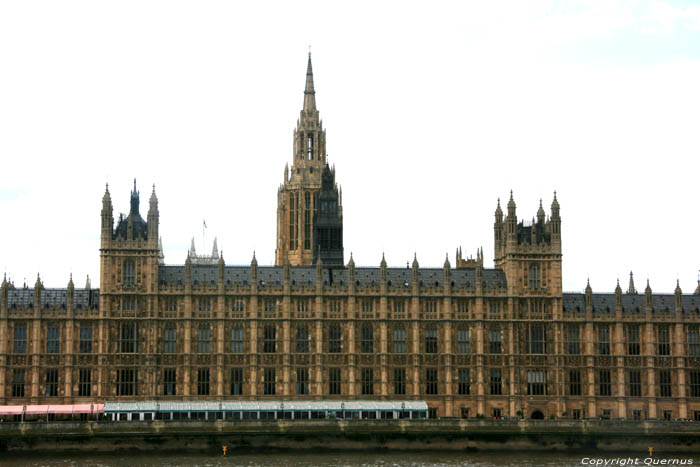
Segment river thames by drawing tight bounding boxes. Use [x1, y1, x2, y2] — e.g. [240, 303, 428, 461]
[1, 451, 698, 467]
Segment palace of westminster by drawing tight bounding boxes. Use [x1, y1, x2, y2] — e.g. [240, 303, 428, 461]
[1, 56, 700, 421]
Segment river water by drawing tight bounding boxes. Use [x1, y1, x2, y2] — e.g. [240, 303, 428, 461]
[1, 452, 698, 467]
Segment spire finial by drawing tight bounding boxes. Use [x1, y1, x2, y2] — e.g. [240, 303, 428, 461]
[303, 53, 316, 111]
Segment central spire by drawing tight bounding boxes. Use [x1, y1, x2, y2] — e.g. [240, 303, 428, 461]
[303, 53, 316, 112]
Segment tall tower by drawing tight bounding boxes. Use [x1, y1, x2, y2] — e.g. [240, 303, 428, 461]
[493, 192, 562, 297]
[275, 55, 343, 266]
[100, 180, 160, 314]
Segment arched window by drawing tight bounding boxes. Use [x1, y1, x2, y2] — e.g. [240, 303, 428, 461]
[123, 259, 135, 286]
[307, 134, 313, 160]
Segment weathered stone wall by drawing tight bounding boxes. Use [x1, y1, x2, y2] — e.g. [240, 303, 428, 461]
[2, 419, 700, 453]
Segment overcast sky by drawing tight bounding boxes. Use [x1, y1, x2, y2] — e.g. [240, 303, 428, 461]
[1, 1, 699, 293]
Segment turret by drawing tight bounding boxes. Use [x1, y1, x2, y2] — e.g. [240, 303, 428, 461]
[67, 274, 75, 312]
[536, 199, 545, 224]
[627, 271, 636, 294]
[101, 184, 113, 247]
[615, 279, 622, 307]
[585, 279, 592, 307]
[550, 191, 561, 238]
[645, 279, 652, 309]
[147, 184, 159, 248]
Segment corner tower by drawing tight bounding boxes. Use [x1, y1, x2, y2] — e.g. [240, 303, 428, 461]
[275, 54, 343, 266]
[100, 180, 161, 315]
[493, 191, 562, 297]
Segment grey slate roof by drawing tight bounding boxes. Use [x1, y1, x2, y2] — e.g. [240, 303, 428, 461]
[7, 288, 99, 308]
[158, 265, 507, 289]
[563, 293, 700, 314]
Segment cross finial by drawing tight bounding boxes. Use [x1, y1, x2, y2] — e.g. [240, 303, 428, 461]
[308, 45, 311, 56]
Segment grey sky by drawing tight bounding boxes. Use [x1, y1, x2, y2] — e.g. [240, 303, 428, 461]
[0, 1, 699, 293]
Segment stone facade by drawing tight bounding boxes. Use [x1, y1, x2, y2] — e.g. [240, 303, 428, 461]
[1, 56, 700, 420]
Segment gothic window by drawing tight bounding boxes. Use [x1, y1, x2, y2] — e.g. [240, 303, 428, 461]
[197, 368, 210, 396]
[425, 325, 438, 354]
[567, 325, 580, 354]
[659, 370, 672, 397]
[426, 368, 438, 395]
[46, 324, 60, 354]
[456, 300, 468, 317]
[296, 326, 309, 353]
[264, 299, 277, 315]
[597, 326, 610, 355]
[289, 193, 296, 250]
[116, 368, 137, 396]
[296, 299, 309, 315]
[198, 297, 211, 314]
[599, 369, 611, 396]
[392, 300, 405, 316]
[489, 327, 502, 354]
[231, 368, 243, 395]
[296, 367, 309, 395]
[527, 324, 545, 354]
[264, 368, 276, 395]
[361, 325, 373, 353]
[78, 369, 91, 397]
[627, 325, 641, 355]
[628, 370, 641, 397]
[362, 300, 374, 317]
[231, 326, 244, 353]
[394, 368, 406, 395]
[690, 371, 700, 398]
[119, 322, 137, 353]
[423, 300, 437, 317]
[231, 298, 245, 314]
[458, 368, 470, 395]
[197, 325, 210, 354]
[490, 369, 502, 395]
[121, 296, 136, 313]
[527, 370, 546, 395]
[489, 302, 500, 319]
[528, 263, 541, 289]
[329, 368, 341, 395]
[328, 300, 341, 314]
[658, 325, 670, 356]
[164, 324, 177, 353]
[44, 369, 59, 397]
[163, 368, 176, 396]
[123, 259, 135, 286]
[304, 192, 311, 250]
[165, 297, 177, 314]
[264, 325, 276, 353]
[361, 368, 374, 395]
[79, 324, 93, 354]
[457, 326, 470, 354]
[307, 134, 313, 160]
[689, 326, 700, 357]
[12, 370, 25, 397]
[328, 324, 342, 353]
[393, 326, 406, 353]
[569, 370, 581, 396]
[14, 323, 27, 354]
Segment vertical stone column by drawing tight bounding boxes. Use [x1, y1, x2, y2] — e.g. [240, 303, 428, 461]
[347, 256, 356, 397]
[31, 276, 41, 403]
[249, 255, 259, 397]
[183, 257, 192, 397]
[65, 277, 74, 401]
[282, 258, 291, 397]
[216, 257, 225, 398]
[0, 276, 9, 402]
